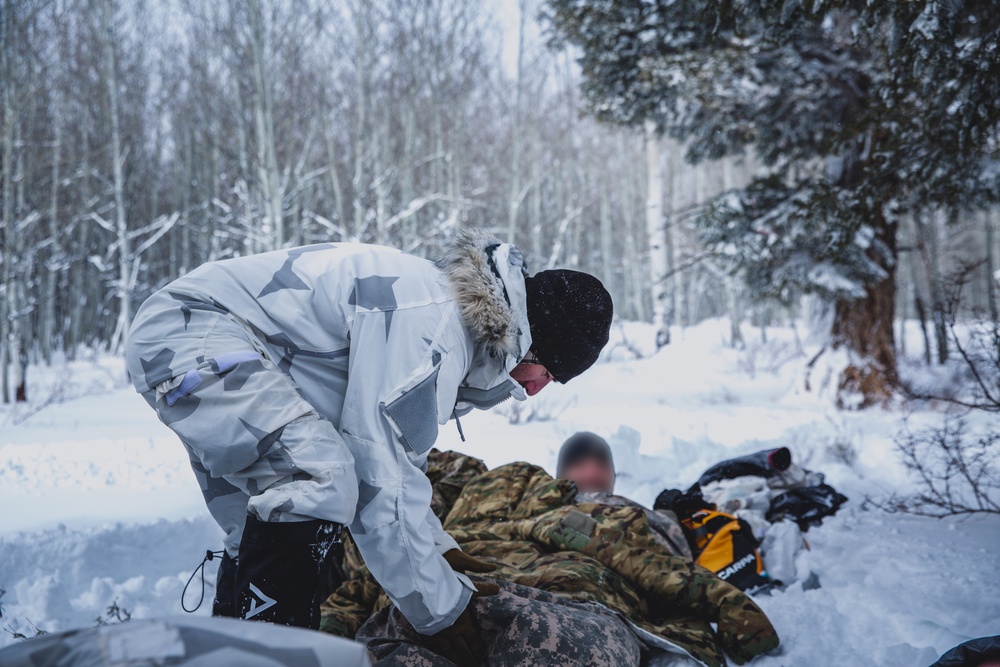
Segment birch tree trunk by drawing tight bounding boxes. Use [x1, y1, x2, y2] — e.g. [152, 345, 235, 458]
[42, 107, 62, 365]
[727, 281, 746, 349]
[13, 121, 30, 399]
[985, 208, 999, 324]
[103, 0, 132, 355]
[914, 209, 948, 364]
[324, 122, 347, 237]
[662, 140, 678, 334]
[644, 120, 669, 348]
[622, 137, 646, 321]
[529, 139, 542, 262]
[248, 0, 283, 250]
[180, 126, 192, 274]
[599, 178, 613, 301]
[373, 125, 386, 245]
[506, 0, 527, 243]
[351, 0, 370, 241]
[68, 103, 93, 360]
[0, 0, 14, 401]
[912, 261, 933, 365]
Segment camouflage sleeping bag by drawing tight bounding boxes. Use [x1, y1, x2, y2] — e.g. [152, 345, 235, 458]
[321, 457, 779, 667]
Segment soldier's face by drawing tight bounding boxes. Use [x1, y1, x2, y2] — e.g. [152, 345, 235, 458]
[510, 360, 555, 396]
[562, 457, 615, 494]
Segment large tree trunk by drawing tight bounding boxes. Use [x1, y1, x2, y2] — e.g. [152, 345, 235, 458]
[830, 209, 898, 408]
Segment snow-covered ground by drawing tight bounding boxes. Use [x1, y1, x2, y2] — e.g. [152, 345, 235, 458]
[1, 319, 997, 665]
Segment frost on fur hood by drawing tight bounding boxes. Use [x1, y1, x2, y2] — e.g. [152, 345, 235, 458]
[437, 229, 532, 362]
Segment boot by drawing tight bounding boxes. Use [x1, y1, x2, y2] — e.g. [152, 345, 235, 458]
[212, 551, 239, 618]
[235, 515, 342, 629]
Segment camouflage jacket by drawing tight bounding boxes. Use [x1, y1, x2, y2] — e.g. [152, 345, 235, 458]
[322, 458, 779, 667]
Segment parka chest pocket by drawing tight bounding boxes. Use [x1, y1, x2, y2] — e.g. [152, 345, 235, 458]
[380, 365, 441, 458]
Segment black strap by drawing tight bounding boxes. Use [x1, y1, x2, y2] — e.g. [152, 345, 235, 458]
[181, 549, 226, 613]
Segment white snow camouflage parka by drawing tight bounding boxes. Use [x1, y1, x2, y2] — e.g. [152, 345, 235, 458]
[126, 230, 532, 634]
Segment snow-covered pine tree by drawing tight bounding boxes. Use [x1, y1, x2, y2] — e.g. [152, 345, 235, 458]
[543, 0, 1000, 407]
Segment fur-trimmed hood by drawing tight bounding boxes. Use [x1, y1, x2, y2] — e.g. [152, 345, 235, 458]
[437, 229, 532, 363]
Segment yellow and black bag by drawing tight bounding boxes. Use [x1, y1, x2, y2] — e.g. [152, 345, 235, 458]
[681, 509, 769, 591]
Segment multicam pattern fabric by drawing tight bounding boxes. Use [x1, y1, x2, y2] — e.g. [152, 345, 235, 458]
[322, 459, 780, 667]
[126, 232, 532, 635]
[576, 491, 693, 560]
[447, 463, 778, 666]
[424, 449, 491, 520]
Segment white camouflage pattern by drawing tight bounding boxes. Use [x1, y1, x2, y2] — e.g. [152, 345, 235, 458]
[126, 234, 531, 634]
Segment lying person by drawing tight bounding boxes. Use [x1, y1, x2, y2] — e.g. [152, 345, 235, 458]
[557, 430, 617, 493]
[322, 453, 779, 667]
[557, 431, 692, 559]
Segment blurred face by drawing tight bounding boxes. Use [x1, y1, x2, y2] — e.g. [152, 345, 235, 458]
[562, 457, 615, 494]
[510, 353, 555, 397]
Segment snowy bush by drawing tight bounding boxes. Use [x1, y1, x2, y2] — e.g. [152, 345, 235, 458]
[876, 415, 1000, 518]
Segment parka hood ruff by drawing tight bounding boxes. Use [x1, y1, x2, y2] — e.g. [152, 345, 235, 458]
[437, 229, 532, 369]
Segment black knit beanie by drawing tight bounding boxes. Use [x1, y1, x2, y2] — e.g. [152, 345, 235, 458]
[557, 431, 615, 479]
[524, 269, 613, 383]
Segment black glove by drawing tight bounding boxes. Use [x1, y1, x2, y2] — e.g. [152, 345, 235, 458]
[654, 489, 683, 512]
[426, 604, 486, 666]
[654, 488, 714, 517]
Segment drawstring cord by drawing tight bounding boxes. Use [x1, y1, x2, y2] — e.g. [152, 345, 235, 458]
[453, 409, 466, 442]
[181, 549, 225, 613]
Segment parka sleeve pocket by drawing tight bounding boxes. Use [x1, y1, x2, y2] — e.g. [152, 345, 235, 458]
[380, 366, 440, 456]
